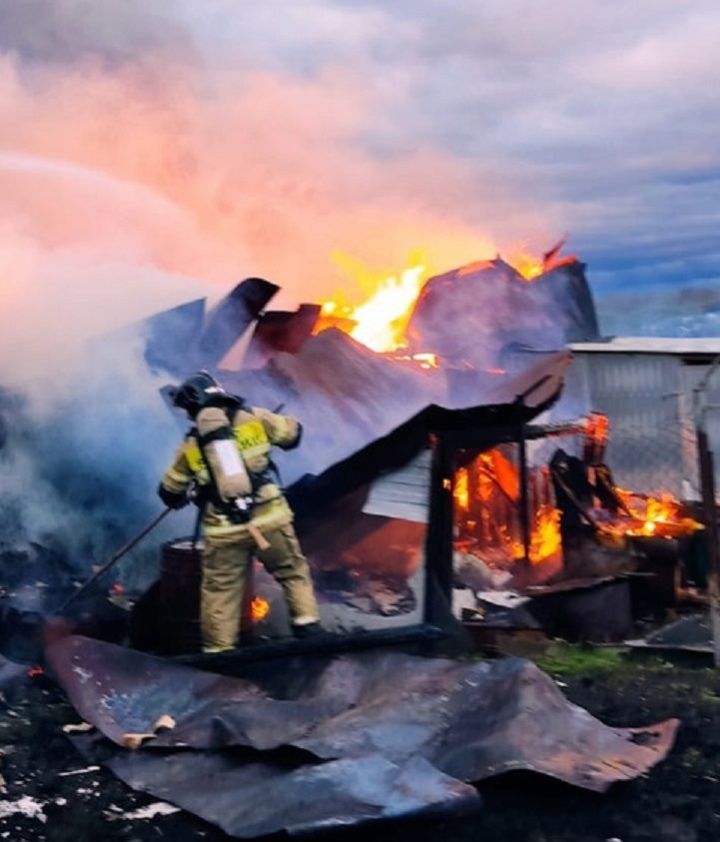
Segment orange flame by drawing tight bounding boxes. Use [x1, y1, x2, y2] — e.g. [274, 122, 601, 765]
[508, 244, 578, 281]
[314, 246, 575, 354]
[511, 250, 545, 281]
[455, 467, 469, 510]
[250, 596, 270, 623]
[612, 489, 701, 539]
[512, 504, 562, 564]
[315, 258, 429, 352]
[453, 453, 561, 567]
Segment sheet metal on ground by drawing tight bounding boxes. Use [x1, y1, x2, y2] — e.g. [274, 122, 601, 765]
[626, 613, 714, 656]
[0, 653, 26, 689]
[49, 636, 679, 837]
[71, 734, 480, 837]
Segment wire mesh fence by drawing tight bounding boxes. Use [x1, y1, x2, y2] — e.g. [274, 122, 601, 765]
[564, 350, 720, 501]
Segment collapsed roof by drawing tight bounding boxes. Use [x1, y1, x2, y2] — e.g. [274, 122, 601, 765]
[140, 257, 597, 485]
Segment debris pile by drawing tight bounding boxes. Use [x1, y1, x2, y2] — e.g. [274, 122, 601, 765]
[48, 635, 678, 837]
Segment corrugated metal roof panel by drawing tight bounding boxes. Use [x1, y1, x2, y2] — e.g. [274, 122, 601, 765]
[570, 337, 720, 355]
[363, 450, 432, 523]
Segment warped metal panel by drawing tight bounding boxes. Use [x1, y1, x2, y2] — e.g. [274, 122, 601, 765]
[71, 740, 481, 837]
[50, 636, 678, 838]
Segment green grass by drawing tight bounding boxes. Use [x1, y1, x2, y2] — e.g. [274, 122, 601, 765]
[699, 688, 720, 704]
[534, 643, 626, 676]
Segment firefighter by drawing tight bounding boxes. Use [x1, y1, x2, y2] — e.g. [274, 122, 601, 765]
[158, 371, 321, 652]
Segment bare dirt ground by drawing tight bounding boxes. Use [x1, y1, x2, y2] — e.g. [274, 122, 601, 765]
[1, 646, 718, 842]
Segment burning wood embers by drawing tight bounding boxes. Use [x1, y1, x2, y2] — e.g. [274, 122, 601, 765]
[451, 412, 705, 642]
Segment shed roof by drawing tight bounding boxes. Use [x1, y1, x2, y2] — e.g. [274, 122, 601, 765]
[570, 337, 720, 356]
[287, 351, 569, 516]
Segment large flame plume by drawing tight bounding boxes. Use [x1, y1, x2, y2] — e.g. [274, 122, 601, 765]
[313, 244, 575, 355]
[0, 36, 557, 385]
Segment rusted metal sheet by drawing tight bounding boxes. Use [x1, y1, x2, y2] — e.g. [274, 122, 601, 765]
[0, 653, 25, 689]
[406, 258, 599, 371]
[70, 734, 481, 836]
[50, 636, 678, 837]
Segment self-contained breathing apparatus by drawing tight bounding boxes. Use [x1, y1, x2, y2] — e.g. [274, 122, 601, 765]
[169, 372, 272, 549]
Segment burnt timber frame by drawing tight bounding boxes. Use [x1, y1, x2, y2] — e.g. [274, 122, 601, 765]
[423, 403, 566, 621]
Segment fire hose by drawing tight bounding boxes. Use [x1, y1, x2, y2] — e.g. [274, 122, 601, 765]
[57, 400, 288, 613]
[57, 508, 172, 612]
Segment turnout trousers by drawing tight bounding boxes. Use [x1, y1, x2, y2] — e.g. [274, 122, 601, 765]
[200, 522, 320, 652]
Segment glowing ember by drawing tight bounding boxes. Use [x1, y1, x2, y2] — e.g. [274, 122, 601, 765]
[411, 352, 438, 369]
[27, 666, 44, 677]
[611, 489, 702, 539]
[250, 596, 270, 623]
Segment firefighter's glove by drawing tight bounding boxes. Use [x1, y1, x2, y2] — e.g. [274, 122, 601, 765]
[158, 484, 190, 510]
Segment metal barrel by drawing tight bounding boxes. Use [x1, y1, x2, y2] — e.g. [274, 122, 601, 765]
[160, 539, 204, 654]
[158, 539, 256, 653]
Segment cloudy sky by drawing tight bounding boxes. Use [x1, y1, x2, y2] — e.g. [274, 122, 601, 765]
[1, 0, 719, 362]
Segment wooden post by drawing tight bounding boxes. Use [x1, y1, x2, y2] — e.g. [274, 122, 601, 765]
[697, 429, 720, 667]
[694, 355, 720, 668]
[518, 427, 531, 567]
[425, 433, 456, 620]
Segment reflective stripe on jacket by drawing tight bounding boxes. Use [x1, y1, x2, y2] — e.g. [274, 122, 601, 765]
[159, 406, 300, 541]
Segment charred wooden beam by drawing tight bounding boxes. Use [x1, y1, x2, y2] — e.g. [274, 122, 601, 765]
[518, 425, 531, 567]
[425, 433, 456, 619]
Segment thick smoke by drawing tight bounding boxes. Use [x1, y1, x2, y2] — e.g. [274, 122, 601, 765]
[0, 2, 562, 599]
[0, 332, 197, 606]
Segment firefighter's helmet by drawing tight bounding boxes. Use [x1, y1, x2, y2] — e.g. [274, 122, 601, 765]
[171, 371, 226, 418]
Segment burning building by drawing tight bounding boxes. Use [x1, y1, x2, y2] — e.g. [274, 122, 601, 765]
[115, 249, 681, 650]
[0, 247, 689, 837]
[0, 246, 706, 656]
